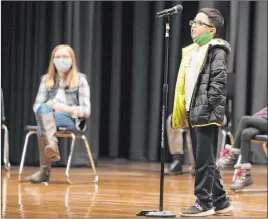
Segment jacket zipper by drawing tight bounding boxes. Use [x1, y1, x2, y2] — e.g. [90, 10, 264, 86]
[188, 47, 210, 126]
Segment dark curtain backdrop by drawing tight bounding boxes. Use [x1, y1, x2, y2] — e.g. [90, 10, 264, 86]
[1, 1, 267, 166]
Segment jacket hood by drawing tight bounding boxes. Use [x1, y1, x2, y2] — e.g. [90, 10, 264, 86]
[209, 38, 231, 54]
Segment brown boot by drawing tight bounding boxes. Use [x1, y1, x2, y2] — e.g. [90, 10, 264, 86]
[25, 138, 51, 183]
[36, 112, 60, 162]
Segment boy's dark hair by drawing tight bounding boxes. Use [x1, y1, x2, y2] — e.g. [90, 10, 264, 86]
[199, 8, 224, 29]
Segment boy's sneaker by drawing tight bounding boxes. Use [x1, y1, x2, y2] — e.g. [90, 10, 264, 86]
[214, 197, 234, 215]
[230, 163, 253, 191]
[217, 144, 240, 170]
[179, 202, 215, 217]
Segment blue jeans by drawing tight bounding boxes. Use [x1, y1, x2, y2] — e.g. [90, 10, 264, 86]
[36, 103, 75, 136]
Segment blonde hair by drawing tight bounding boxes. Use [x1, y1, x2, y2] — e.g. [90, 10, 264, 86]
[46, 44, 79, 88]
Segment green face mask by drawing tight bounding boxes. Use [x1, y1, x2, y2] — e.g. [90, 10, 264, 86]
[193, 32, 212, 45]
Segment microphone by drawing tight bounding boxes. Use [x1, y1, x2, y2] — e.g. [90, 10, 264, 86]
[156, 4, 183, 18]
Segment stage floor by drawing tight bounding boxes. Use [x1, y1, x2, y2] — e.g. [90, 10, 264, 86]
[1, 160, 267, 218]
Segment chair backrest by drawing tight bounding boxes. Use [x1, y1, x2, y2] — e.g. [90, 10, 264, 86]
[1, 88, 5, 122]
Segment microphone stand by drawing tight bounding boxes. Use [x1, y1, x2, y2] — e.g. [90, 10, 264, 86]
[136, 14, 176, 218]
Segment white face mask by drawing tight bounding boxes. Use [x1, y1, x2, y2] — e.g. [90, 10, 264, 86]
[53, 58, 72, 72]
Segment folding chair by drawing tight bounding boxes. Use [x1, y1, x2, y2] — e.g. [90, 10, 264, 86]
[1, 88, 10, 171]
[18, 125, 98, 184]
[232, 134, 268, 192]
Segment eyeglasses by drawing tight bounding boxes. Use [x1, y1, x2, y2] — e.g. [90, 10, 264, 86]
[189, 20, 214, 28]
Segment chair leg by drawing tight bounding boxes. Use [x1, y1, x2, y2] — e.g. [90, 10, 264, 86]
[232, 154, 242, 183]
[227, 131, 234, 146]
[65, 133, 76, 184]
[2, 124, 10, 171]
[220, 129, 227, 151]
[262, 143, 268, 156]
[82, 135, 98, 183]
[18, 131, 35, 181]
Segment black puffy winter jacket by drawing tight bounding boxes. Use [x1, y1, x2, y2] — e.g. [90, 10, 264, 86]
[172, 39, 231, 129]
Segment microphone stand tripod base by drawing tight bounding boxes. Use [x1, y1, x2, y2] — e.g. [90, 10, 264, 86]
[137, 210, 176, 217]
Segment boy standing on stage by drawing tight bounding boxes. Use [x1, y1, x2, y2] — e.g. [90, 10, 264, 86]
[171, 8, 233, 216]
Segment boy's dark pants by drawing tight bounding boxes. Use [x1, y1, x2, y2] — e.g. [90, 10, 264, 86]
[189, 123, 227, 209]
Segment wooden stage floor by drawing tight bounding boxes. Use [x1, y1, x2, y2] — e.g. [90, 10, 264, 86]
[1, 160, 267, 218]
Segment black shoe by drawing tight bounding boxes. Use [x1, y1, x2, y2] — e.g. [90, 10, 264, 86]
[214, 197, 233, 215]
[164, 154, 183, 175]
[180, 203, 215, 217]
